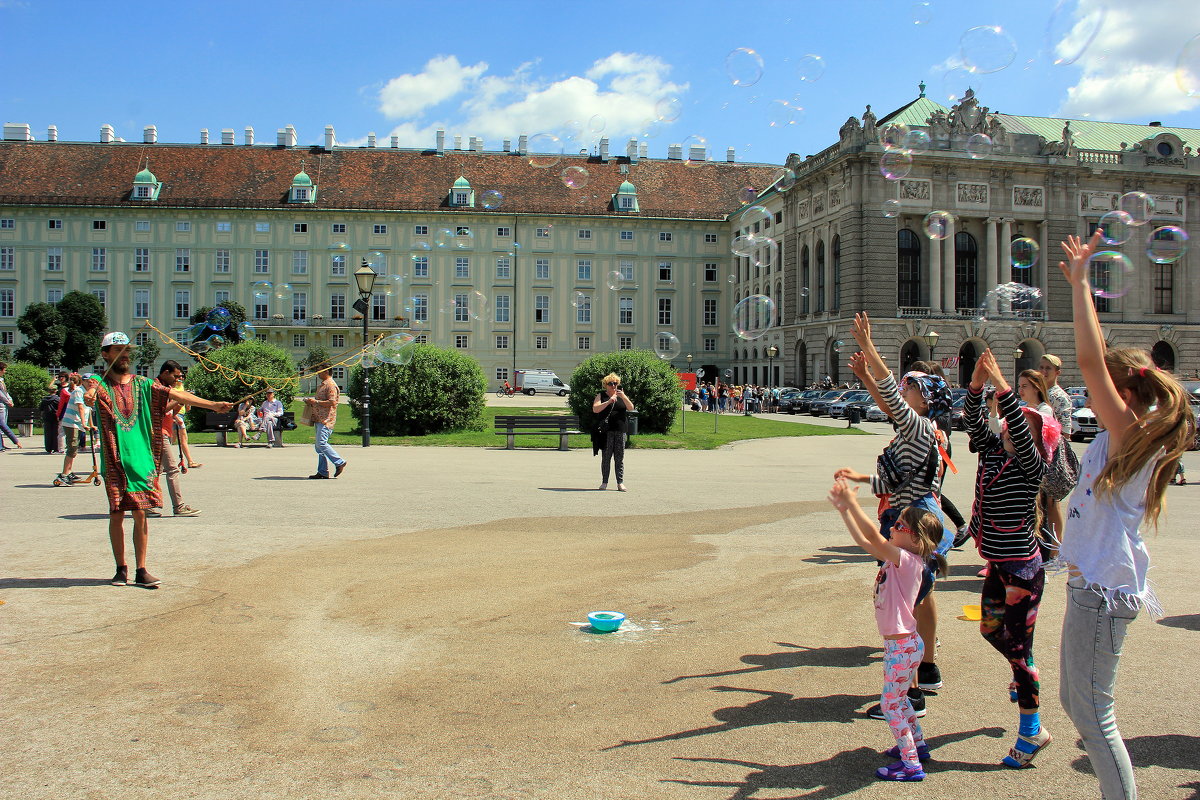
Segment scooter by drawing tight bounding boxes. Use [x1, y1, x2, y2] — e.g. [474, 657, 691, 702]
[54, 428, 100, 486]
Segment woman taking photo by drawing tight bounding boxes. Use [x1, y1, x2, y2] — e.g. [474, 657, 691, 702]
[593, 372, 635, 491]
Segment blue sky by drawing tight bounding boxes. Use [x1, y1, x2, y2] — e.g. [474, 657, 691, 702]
[2, 0, 1196, 165]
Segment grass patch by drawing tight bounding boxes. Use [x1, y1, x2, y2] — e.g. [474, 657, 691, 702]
[181, 403, 869, 450]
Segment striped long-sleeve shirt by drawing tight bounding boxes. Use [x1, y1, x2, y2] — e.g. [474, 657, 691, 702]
[869, 374, 941, 508]
[964, 388, 1047, 561]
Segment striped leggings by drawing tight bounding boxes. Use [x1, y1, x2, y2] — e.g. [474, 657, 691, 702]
[601, 431, 626, 484]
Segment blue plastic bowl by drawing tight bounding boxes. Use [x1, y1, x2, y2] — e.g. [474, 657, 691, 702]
[587, 611, 626, 633]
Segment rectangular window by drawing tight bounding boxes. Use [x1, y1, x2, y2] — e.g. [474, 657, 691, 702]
[1154, 263, 1174, 314]
[214, 290, 230, 304]
[254, 250, 270, 273]
[175, 290, 190, 319]
[293, 223, 308, 233]
[134, 289, 150, 318]
[535, 259, 550, 280]
[659, 232, 673, 242]
[47, 247, 62, 271]
[292, 250, 308, 274]
[0, 288, 13, 317]
[577, 336, 591, 350]
[175, 249, 191, 272]
[413, 294, 428, 322]
[331, 334, 345, 348]
[292, 292, 307, 321]
[456, 226, 471, 237]
[371, 293, 387, 321]
[255, 222, 270, 233]
[48, 219, 62, 229]
[414, 334, 429, 344]
[658, 262, 672, 281]
[413, 255, 429, 278]
[704, 263, 718, 282]
[330, 293, 345, 320]
[0, 218, 13, 229]
[454, 334, 468, 349]
[0, 331, 12, 344]
[293, 333, 306, 348]
[704, 297, 718, 326]
[413, 224, 428, 236]
[453, 191, 469, 206]
[215, 249, 230, 273]
[576, 259, 592, 281]
[91, 289, 106, 309]
[331, 366, 345, 381]
[534, 294, 550, 323]
[332, 223, 347, 234]
[576, 294, 591, 324]
[136, 221, 151, 232]
[577, 229, 592, 240]
[254, 299, 268, 320]
[496, 367, 509, 381]
[495, 257, 510, 279]
[704, 336, 717, 352]
[658, 298, 672, 326]
[495, 226, 511, 238]
[495, 335, 509, 349]
[216, 222, 231, 232]
[620, 230, 634, 241]
[619, 336, 632, 351]
[494, 294, 510, 323]
[535, 336, 548, 349]
[47, 289, 63, 303]
[175, 221, 190, 232]
[373, 224, 387, 235]
[535, 227, 551, 239]
[619, 296, 633, 325]
[454, 293, 470, 323]
[93, 220, 107, 231]
[705, 233, 718, 243]
[0, 246, 12, 271]
[135, 248, 150, 272]
[331, 254, 346, 276]
[619, 260, 634, 281]
[455, 257, 470, 279]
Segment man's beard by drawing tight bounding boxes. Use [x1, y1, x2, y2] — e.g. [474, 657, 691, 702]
[107, 356, 131, 376]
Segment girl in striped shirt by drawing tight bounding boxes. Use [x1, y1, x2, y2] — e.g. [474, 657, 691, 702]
[963, 348, 1058, 768]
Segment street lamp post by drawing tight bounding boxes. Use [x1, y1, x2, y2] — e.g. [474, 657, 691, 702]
[922, 329, 940, 365]
[766, 345, 779, 411]
[353, 259, 378, 447]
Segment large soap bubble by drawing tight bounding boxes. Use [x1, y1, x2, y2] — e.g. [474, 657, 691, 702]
[1087, 250, 1135, 299]
[731, 295, 776, 341]
[725, 47, 764, 87]
[1147, 226, 1189, 264]
[960, 25, 1017, 74]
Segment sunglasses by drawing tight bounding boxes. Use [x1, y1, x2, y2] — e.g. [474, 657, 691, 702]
[892, 519, 912, 535]
[606, 381, 621, 386]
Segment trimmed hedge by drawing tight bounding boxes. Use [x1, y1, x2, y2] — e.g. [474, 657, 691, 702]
[568, 350, 681, 434]
[4, 361, 52, 408]
[345, 344, 486, 436]
[182, 341, 298, 428]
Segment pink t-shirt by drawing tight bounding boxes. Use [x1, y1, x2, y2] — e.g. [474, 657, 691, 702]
[873, 548, 923, 637]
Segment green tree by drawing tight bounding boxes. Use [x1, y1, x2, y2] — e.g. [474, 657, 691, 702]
[568, 350, 681, 434]
[190, 300, 250, 344]
[3, 361, 52, 408]
[345, 344, 486, 435]
[0, 345, 11, 361]
[134, 335, 161, 376]
[57, 291, 107, 369]
[14, 302, 67, 367]
[303, 345, 332, 371]
[182, 340, 298, 428]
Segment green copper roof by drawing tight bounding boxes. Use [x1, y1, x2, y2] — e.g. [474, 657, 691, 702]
[877, 96, 950, 128]
[134, 167, 157, 183]
[292, 170, 313, 186]
[452, 175, 471, 188]
[618, 180, 636, 193]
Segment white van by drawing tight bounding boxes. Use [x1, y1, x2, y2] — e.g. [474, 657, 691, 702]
[514, 369, 571, 396]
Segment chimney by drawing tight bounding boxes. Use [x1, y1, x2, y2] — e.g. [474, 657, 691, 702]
[667, 143, 683, 160]
[221, 128, 235, 145]
[517, 134, 528, 155]
[453, 134, 462, 150]
[726, 146, 736, 163]
[100, 124, 115, 144]
[276, 128, 286, 146]
[201, 128, 210, 145]
[285, 125, 297, 147]
[688, 142, 707, 163]
[639, 142, 648, 159]
[46, 125, 57, 142]
[3, 123, 33, 141]
[143, 125, 157, 144]
[367, 132, 376, 147]
[324, 125, 335, 150]
[502, 138, 511, 152]
[599, 136, 609, 162]
[390, 135, 399, 148]
[627, 138, 638, 162]
[436, 129, 445, 154]
[471, 136, 483, 152]
[244, 126, 254, 145]
[1149, 121, 1162, 127]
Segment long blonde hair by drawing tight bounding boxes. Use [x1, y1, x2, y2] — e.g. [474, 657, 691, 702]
[1094, 347, 1196, 526]
[1018, 369, 1049, 405]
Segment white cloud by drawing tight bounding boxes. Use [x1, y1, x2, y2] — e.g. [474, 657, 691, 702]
[1057, 0, 1199, 120]
[373, 52, 688, 150]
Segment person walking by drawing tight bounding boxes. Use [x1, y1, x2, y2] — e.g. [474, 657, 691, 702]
[259, 389, 285, 446]
[39, 381, 60, 454]
[306, 366, 346, 479]
[592, 372, 634, 491]
[86, 332, 231, 587]
[0, 361, 22, 450]
[153, 360, 200, 517]
[56, 373, 87, 484]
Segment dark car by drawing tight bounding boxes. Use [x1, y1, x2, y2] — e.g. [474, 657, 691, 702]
[828, 391, 873, 419]
[785, 389, 824, 415]
[776, 389, 806, 414]
[809, 390, 853, 417]
[948, 394, 967, 430]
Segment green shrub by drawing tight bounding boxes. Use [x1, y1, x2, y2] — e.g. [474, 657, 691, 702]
[4, 361, 52, 408]
[345, 344, 486, 435]
[183, 341, 297, 428]
[568, 350, 681, 434]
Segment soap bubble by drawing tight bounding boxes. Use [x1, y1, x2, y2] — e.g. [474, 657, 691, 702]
[655, 332, 682, 360]
[606, 270, 624, 291]
[561, 166, 589, 189]
[1147, 226, 1189, 264]
[923, 211, 954, 240]
[184, 321, 209, 343]
[737, 186, 758, 205]
[912, 1, 932, 25]
[447, 291, 488, 320]
[528, 133, 563, 168]
[1099, 210, 1132, 246]
[375, 332, 417, 365]
[207, 334, 226, 349]
[640, 119, 662, 140]
[795, 54, 826, 82]
[730, 235, 754, 258]
[882, 199, 901, 218]
[960, 25, 1017, 74]
[655, 96, 683, 122]
[902, 128, 931, 154]
[752, 236, 778, 268]
[571, 290, 586, 308]
[207, 307, 232, 330]
[1010, 237, 1040, 268]
[560, 119, 584, 143]
[1088, 250, 1135, 299]
[772, 167, 796, 191]
[274, 282, 293, 300]
[880, 123, 910, 150]
[767, 100, 799, 129]
[1045, 0, 1106, 67]
[360, 347, 377, 369]
[1177, 34, 1200, 97]
[727, 274, 737, 284]
[379, 274, 404, 297]
[833, 340, 846, 354]
[453, 229, 474, 249]
[411, 240, 431, 252]
[434, 228, 455, 248]
[191, 339, 211, 354]
[236, 321, 256, 340]
[800, 287, 811, 298]
[365, 250, 387, 270]
[979, 282, 1044, 320]
[1118, 191, 1155, 226]
[741, 205, 771, 227]
[328, 241, 350, 252]
[880, 150, 913, 180]
[725, 47, 764, 86]
[731, 294, 776, 340]
[941, 64, 981, 104]
[682, 134, 709, 166]
[481, 189, 504, 210]
[588, 114, 606, 134]
[966, 132, 993, 158]
[251, 280, 273, 298]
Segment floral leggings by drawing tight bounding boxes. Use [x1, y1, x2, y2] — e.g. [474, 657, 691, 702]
[601, 431, 626, 484]
[882, 633, 925, 765]
[980, 565, 1045, 709]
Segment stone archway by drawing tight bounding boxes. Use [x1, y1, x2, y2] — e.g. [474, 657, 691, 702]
[795, 340, 808, 387]
[826, 339, 841, 385]
[958, 339, 986, 387]
[1016, 338, 1045, 376]
[1151, 340, 1176, 371]
[900, 339, 923, 374]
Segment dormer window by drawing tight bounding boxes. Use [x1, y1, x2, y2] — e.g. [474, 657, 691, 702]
[449, 176, 474, 207]
[290, 169, 316, 203]
[613, 180, 639, 213]
[131, 166, 161, 201]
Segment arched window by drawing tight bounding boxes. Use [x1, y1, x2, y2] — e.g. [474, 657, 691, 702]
[800, 245, 811, 314]
[1151, 341, 1176, 371]
[816, 240, 826, 313]
[831, 235, 841, 311]
[954, 231, 978, 311]
[897, 230, 921, 307]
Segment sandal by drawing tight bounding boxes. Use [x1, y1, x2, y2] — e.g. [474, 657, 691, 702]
[1002, 728, 1052, 768]
[188, 462, 203, 468]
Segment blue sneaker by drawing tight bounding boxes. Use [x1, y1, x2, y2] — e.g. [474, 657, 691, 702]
[876, 761, 925, 781]
[885, 743, 931, 762]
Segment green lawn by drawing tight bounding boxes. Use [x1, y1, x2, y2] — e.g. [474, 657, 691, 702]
[180, 403, 867, 450]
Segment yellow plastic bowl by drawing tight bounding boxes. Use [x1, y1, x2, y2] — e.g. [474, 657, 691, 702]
[962, 604, 982, 621]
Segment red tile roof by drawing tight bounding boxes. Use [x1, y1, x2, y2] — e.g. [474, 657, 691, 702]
[0, 141, 781, 220]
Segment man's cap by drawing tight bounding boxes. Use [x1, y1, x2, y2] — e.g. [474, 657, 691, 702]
[1041, 354, 1062, 368]
[101, 331, 130, 348]
[81, 373, 99, 381]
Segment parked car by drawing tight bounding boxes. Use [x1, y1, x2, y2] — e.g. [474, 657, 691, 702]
[865, 403, 891, 423]
[785, 389, 824, 415]
[1070, 396, 1099, 442]
[948, 394, 967, 430]
[828, 390, 873, 419]
[1066, 386, 1087, 397]
[776, 390, 806, 414]
[809, 390, 854, 417]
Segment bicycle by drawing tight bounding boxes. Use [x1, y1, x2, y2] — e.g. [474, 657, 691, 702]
[495, 385, 517, 397]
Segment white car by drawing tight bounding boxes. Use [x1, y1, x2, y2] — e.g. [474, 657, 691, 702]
[865, 404, 890, 423]
[1070, 396, 1099, 442]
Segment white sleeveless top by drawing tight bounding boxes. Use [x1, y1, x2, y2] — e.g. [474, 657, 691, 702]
[1059, 430, 1162, 614]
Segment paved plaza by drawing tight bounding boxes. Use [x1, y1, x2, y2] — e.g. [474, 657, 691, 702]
[2, 419, 1198, 800]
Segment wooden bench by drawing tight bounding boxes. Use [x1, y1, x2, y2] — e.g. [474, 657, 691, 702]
[8, 407, 37, 437]
[202, 411, 294, 447]
[494, 415, 581, 451]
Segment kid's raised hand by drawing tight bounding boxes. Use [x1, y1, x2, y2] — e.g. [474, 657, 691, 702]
[851, 312, 872, 348]
[970, 349, 991, 390]
[826, 478, 860, 512]
[979, 349, 1011, 392]
[834, 466, 869, 483]
[848, 351, 870, 380]
[1058, 230, 1105, 287]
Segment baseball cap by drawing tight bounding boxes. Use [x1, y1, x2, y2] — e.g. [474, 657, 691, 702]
[1041, 354, 1062, 368]
[101, 331, 130, 348]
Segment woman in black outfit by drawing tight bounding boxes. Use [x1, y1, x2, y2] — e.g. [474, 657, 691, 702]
[39, 382, 61, 454]
[593, 372, 635, 491]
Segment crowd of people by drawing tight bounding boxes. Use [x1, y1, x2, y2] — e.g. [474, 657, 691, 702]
[688, 382, 786, 414]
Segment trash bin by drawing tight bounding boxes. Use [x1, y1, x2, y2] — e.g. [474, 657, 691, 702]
[627, 411, 638, 436]
[846, 407, 862, 426]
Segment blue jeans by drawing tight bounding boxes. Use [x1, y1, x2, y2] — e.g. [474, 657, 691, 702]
[314, 422, 344, 477]
[1060, 576, 1139, 800]
[0, 405, 18, 447]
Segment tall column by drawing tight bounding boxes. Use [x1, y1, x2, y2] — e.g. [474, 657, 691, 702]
[942, 216, 957, 313]
[929, 236, 942, 312]
[1000, 218, 1013, 284]
[1038, 220, 1049, 304]
[985, 217, 999, 293]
